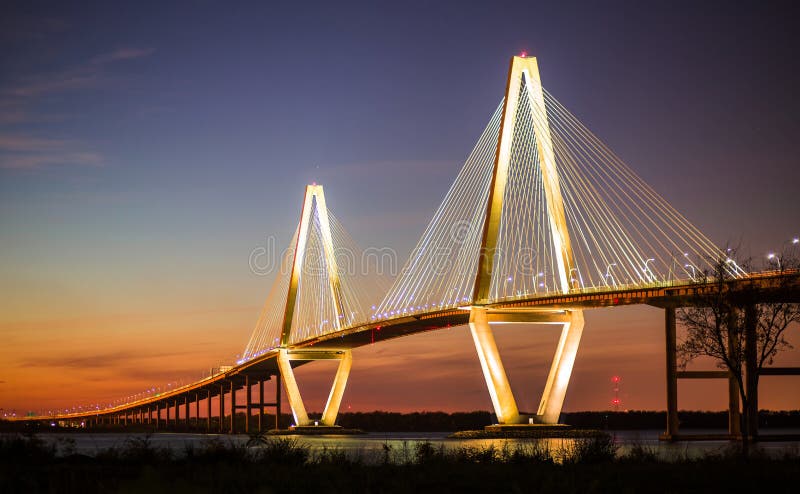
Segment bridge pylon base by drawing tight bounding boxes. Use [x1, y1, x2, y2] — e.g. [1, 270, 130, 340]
[276, 349, 352, 427]
[469, 306, 584, 425]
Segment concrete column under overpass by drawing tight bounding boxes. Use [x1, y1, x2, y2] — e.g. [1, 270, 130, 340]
[275, 376, 282, 430]
[218, 384, 225, 433]
[664, 307, 679, 438]
[183, 395, 189, 429]
[727, 309, 741, 436]
[258, 379, 264, 431]
[230, 380, 237, 434]
[194, 393, 200, 429]
[662, 304, 752, 441]
[245, 375, 252, 434]
[206, 390, 212, 432]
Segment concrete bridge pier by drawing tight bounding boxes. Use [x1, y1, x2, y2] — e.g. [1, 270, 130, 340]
[469, 306, 584, 425]
[277, 348, 352, 427]
[662, 305, 745, 441]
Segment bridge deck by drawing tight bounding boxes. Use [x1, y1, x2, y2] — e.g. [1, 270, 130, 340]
[17, 271, 798, 422]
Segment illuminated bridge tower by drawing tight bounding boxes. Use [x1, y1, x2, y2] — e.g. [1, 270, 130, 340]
[471, 56, 584, 425]
[276, 185, 353, 428]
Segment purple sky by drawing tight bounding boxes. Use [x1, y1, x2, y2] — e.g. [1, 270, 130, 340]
[1, 0, 798, 415]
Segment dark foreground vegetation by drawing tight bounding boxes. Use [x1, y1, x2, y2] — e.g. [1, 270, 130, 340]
[2, 432, 799, 493]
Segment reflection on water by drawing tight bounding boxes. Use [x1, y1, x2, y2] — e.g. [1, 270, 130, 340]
[22, 429, 800, 462]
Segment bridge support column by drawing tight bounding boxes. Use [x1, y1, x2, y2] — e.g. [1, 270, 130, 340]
[275, 375, 282, 429]
[258, 379, 265, 431]
[230, 381, 237, 434]
[245, 375, 252, 433]
[184, 396, 189, 429]
[469, 307, 522, 424]
[322, 352, 352, 426]
[727, 309, 741, 436]
[277, 348, 352, 427]
[206, 390, 212, 432]
[537, 309, 584, 424]
[664, 307, 679, 439]
[470, 307, 583, 425]
[218, 384, 225, 433]
[744, 305, 759, 440]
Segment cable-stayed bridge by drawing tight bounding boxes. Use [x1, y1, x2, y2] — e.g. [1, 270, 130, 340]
[21, 56, 800, 437]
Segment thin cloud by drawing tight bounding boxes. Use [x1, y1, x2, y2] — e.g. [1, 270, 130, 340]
[319, 159, 456, 177]
[3, 47, 153, 98]
[0, 109, 30, 125]
[0, 133, 103, 169]
[0, 15, 69, 42]
[20, 350, 140, 369]
[5, 69, 99, 98]
[0, 110, 68, 125]
[111, 366, 206, 383]
[0, 135, 70, 151]
[0, 152, 103, 170]
[0, 47, 152, 169]
[19, 348, 199, 369]
[90, 47, 154, 65]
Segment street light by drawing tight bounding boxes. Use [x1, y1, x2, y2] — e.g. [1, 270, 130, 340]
[569, 268, 583, 289]
[643, 258, 655, 282]
[605, 263, 617, 288]
[767, 253, 781, 271]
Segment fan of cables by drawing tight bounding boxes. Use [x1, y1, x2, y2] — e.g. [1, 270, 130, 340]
[241, 198, 389, 361]
[376, 75, 742, 319]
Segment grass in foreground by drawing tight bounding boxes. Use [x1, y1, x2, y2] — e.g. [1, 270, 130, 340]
[1, 432, 799, 493]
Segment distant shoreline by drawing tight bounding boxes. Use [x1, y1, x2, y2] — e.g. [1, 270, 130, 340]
[3, 410, 799, 433]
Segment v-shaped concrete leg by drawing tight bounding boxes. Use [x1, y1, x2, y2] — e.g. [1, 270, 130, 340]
[277, 349, 352, 427]
[470, 308, 523, 424]
[470, 307, 584, 425]
[537, 309, 584, 423]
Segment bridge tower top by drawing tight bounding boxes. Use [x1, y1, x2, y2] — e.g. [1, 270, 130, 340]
[280, 184, 344, 346]
[473, 56, 576, 303]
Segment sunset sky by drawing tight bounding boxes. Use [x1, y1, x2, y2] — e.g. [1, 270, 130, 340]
[1, 0, 798, 416]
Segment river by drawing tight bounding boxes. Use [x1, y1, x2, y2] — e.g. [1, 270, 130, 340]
[20, 429, 800, 462]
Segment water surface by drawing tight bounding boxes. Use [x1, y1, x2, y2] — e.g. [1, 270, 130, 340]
[23, 429, 800, 462]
